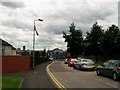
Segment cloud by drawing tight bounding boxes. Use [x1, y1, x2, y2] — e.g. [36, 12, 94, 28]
[2, 19, 32, 30]
[118, 1, 120, 27]
[1, 2, 25, 9]
[41, 1, 117, 36]
[1, 0, 118, 50]
[44, 23, 68, 35]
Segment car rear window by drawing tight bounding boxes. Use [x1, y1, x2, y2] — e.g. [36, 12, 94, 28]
[71, 59, 77, 61]
[81, 59, 92, 62]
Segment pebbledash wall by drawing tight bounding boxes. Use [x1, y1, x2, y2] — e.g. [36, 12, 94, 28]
[2, 56, 30, 73]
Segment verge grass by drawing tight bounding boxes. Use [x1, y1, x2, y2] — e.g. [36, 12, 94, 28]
[2, 76, 22, 89]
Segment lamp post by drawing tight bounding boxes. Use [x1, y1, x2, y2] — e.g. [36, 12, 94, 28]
[33, 19, 43, 70]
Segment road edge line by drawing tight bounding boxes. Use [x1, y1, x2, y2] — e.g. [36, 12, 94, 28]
[46, 62, 67, 90]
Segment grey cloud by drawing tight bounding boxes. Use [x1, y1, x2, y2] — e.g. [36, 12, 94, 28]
[66, 3, 114, 21]
[45, 24, 67, 35]
[35, 34, 64, 49]
[62, 7, 113, 24]
[36, 35, 54, 44]
[1, 2, 25, 9]
[2, 32, 18, 39]
[36, 39, 54, 49]
[118, 1, 120, 27]
[1, 1, 117, 50]
[17, 39, 29, 42]
[2, 19, 32, 30]
[47, 2, 116, 36]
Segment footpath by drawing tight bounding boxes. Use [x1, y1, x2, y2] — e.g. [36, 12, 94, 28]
[3, 62, 59, 89]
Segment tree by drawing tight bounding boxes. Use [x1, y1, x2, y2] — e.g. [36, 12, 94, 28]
[63, 23, 83, 57]
[84, 22, 104, 60]
[41, 49, 46, 57]
[101, 25, 120, 59]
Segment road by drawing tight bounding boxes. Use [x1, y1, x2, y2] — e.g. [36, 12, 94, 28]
[49, 60, 120, 90]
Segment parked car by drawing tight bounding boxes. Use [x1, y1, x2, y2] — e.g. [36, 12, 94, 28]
[96, 60, 120, 81]
[68, 58, 78, 67]
[73, 59, 95, 70]
[49, 57, 54, 63]
[64, 58, 70, 64]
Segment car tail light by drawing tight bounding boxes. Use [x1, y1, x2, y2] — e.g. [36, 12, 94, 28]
[117, 67, 120, 70]
[82, 63, 87, 66]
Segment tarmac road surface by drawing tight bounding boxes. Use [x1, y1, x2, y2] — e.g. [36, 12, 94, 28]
[49, 60, 120, 90]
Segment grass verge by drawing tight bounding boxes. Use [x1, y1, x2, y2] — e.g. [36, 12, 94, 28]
[2, 76, 22, 89]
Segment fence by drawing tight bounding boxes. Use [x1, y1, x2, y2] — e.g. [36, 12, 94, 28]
[30, 56, 49, 69]
[2, 56, 30, 73]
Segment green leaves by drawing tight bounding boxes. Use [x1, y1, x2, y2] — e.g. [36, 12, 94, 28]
[84, 22, 104, 56]
[63, 22, 120, 59]
[101, 24, 120, 58]
[63, 23, 83, 57]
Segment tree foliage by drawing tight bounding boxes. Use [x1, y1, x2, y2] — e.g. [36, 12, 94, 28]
[63, 23, 83, 57]
[84, 22, 104, 57]
[63, 22, 120, 59]
[101, 25, 120, 59]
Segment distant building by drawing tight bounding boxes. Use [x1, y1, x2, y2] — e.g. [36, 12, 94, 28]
[49, 48, 65, 59]
[23, 46, 26, 51]
[21, 46, 30, 56]
[0, 38, 16, 56]
[16, 48, 22, 55]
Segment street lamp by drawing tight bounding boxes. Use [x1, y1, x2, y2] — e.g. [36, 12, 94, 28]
[32, 19, 43, 70]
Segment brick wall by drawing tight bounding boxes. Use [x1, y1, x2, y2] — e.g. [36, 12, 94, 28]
[2, 56, 30, 73]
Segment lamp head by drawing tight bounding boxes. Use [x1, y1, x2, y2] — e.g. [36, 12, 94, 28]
[38, 19, 43, 21]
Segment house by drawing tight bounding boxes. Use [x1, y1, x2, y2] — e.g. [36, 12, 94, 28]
[0, 38, 16, 56]
[49, 48, 65, 59]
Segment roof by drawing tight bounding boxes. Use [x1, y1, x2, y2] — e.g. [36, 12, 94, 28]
[0, 38, 16, 50]
[52, 48, 64, 52]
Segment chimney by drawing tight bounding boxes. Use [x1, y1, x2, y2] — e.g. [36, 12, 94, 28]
[23, 46, 25, 51]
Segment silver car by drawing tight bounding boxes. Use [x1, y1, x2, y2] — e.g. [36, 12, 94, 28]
[73, 59, 95, 70]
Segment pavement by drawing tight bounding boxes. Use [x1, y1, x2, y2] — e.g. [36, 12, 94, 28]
[3, 62, 59, 90]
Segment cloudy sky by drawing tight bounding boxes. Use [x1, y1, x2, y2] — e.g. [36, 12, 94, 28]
[0, 0, 119, 51]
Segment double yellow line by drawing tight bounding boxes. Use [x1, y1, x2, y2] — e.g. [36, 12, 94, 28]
[46, 62, 66, 90]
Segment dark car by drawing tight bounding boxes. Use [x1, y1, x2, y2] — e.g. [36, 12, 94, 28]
[96, 60, 120, 81]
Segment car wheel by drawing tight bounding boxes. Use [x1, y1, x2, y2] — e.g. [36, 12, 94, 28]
[96, 69, 101, 76]
[75, 65, 78, 69]
[112, 72, 118, 81]
[73, 66, 76, 69]
[79, 66, 82, 70]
